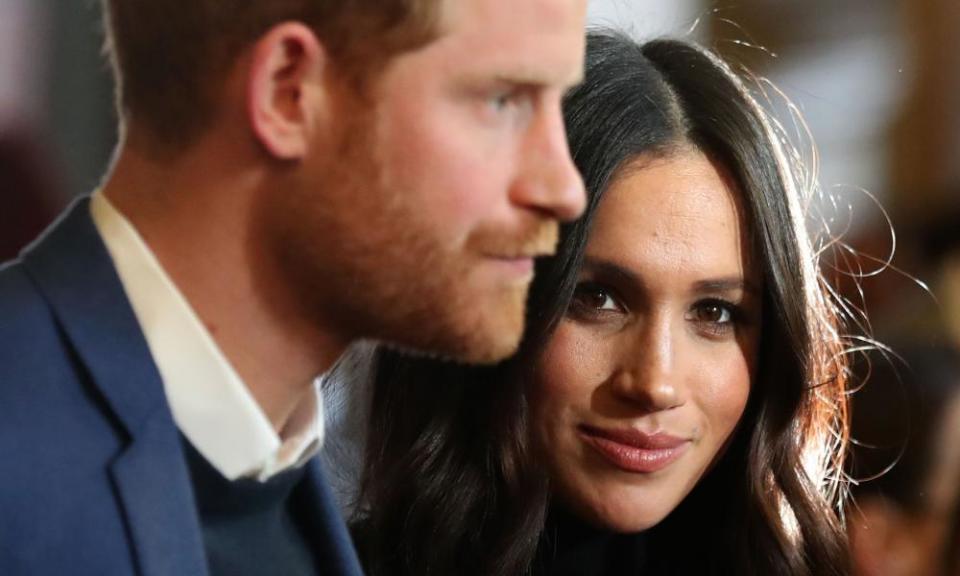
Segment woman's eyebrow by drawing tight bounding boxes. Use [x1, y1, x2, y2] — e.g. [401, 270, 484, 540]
[692, 278, 759, 295]
[580, 257, 643, 289]
[581, 258, 760, 296]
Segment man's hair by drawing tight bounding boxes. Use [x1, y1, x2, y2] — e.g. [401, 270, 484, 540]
[100, 0, 439, 151]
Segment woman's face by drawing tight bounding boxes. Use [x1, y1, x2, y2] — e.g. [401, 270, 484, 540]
[529, 149, 762, 532]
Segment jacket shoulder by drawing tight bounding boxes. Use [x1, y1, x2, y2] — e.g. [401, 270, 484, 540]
[0, 260, 67, 366]
[0, 259, 116, 440]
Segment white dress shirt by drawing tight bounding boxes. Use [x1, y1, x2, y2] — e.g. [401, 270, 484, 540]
[90, 190, 323, 482]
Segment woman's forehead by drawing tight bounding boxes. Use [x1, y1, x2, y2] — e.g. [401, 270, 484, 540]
[587, 150, 759, 283]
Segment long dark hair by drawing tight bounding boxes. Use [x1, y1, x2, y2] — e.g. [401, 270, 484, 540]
[353, 31, 850, 576]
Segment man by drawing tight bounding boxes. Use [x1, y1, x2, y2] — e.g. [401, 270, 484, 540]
[0, 0, 586, 574]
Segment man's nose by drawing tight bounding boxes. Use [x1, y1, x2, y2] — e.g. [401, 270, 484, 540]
[510, 101, 586, 222]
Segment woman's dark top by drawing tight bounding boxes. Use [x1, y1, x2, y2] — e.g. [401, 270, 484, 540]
[533, 506, 648, 576]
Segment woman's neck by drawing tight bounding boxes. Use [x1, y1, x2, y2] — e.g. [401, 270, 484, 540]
[533, 505, 647, 576]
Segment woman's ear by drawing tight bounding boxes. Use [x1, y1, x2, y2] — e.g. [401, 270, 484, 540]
[246, 22, 329, 160]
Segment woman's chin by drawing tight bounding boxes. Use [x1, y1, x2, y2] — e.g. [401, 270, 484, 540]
[567, 493, 675, 534]
[597, 510, 669, 534]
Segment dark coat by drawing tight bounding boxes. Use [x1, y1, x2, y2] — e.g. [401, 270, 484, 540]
[0, 198, 363, 576]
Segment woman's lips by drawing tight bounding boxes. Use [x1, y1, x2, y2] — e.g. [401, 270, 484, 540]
[578, 425, 691, 474]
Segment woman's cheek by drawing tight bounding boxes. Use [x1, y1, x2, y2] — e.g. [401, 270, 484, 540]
[699, 351, 752, 437]
[534, 321, 607, 403]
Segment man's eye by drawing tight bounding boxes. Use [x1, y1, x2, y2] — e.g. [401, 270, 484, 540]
[490, 91, 515, 111]
[482, 87, 535, 123]
[488, 89, 528, 114]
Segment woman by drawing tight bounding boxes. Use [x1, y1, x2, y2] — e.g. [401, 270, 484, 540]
[349, 31, 850, 575]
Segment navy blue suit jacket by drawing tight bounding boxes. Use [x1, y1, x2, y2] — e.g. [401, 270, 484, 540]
[0, 198, 364, 576]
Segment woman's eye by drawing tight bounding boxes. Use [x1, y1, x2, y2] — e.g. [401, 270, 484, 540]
[688, 299, 740, 338]
[570, 283, 623, 316]
[693, 302, 732, 324]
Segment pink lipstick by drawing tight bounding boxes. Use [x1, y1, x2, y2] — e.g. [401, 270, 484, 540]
[579, 425, 690, 474]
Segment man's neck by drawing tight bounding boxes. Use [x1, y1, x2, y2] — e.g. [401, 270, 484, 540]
[102, 141, 347, 432]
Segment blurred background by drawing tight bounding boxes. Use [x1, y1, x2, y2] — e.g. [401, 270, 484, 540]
[1, 1, 958, 573]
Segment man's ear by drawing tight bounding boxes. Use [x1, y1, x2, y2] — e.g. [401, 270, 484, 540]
[247, 22, 329, 160]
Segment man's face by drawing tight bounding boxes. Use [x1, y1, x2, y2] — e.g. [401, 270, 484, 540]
[279, 0, 587, 363]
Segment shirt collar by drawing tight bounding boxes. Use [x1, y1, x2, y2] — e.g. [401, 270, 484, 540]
[90, 190, 323, 481]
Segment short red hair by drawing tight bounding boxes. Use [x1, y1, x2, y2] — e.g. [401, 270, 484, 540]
[100, 0, 439, 150]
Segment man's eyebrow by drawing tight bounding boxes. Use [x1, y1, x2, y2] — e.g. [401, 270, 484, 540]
[493, 67, 583, 90]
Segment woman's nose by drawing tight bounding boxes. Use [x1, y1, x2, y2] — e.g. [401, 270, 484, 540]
[609, 316, 682, 412]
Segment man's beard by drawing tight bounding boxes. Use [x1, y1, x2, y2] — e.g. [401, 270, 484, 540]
[270, 104, 556, 365]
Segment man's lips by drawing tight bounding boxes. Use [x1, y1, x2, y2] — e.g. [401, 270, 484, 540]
[578, 425, 691, 473]
[475, 221, 559, 263]
[486, 255, 535, 276]
[485, 248, 554, 277]
[486, 245, 555, 261]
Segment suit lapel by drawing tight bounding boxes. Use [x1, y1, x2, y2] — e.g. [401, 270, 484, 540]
[21, 198, 208, 576]
[296, 460, 365, 576]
